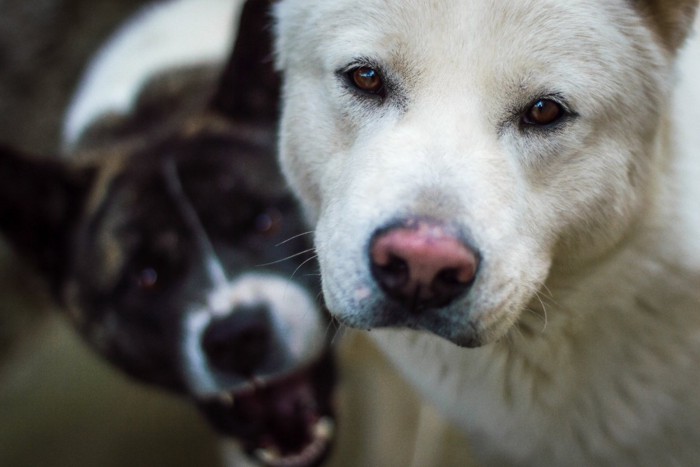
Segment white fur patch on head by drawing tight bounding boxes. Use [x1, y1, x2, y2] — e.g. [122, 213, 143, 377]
[62, 0, 243, 150]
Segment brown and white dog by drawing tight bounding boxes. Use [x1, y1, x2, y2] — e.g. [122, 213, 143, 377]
[0, 1, 335, 466]
[273, 0, 700, 465]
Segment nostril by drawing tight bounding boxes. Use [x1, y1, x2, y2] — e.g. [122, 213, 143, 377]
[369, 218, 479, 310]
[437, 267, 464, 286]
[437, 264, 476, 287]
[373, 254, 410, 290]
[202, 304, 271, 376]
[432, 267, 473, 301]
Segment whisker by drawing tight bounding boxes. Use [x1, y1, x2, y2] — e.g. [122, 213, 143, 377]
[275, 230, 314, 247]
[537, 282, 562, 308]
[322, 317, 336, 342]
[289, 254, 319, 280]
[318, 306, 346, 346]
[510, 322, 525, 342]
[533, 291, 549, 332]
[539, 282, 554, 298]
[523, 306, 547, 324]
[255, 248, 316, 267]
[331, 321, 347, 346]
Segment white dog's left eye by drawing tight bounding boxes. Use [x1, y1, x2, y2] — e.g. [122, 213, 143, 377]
[522, 99, 565, 127]
[347, 66, 386, 96]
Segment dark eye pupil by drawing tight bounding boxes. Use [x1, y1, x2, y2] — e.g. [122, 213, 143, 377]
[526, 99, 563, 126]
[136, 268, 158, 290]
[256, 213, 273, 232]
[255, 209, 283, 235]
[351, 67, 383, 93]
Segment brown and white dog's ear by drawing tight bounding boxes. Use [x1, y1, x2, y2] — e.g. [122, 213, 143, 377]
[636, 0, 699, 52]
[210, 0, 280, 122]
[0, 144, 94, 291]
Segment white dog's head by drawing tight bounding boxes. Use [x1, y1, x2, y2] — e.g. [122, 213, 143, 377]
[273, 0, 697, 347]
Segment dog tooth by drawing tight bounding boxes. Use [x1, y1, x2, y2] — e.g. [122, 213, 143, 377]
[218, 392, 235, 407]
[313, 416, 334, 440]
[255, 448, 281, 464]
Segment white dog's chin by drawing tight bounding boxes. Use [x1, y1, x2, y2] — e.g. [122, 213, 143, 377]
[322, 265, 548, 348]
[325, 288, 529, 348]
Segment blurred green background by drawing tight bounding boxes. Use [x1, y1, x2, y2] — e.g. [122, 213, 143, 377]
[0, 1, 224, 465]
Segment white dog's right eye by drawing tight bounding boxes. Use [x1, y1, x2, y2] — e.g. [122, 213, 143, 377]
[522, 98, 565, 127]
[346, 66, 386, 97]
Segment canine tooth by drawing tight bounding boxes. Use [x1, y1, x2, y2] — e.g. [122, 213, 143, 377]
[255, 448, 281, 464]
[313, 416, 334, 440]
[218, 392, 235, 407]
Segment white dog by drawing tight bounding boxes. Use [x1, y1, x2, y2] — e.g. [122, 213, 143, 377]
[273, 0, 700, 465]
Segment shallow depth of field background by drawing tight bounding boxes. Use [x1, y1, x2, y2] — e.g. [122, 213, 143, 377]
[0, 1, 223, 465]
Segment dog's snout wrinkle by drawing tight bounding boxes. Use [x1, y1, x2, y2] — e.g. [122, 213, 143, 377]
[370, 219, 479, 310]
[202, 304, 272, 377]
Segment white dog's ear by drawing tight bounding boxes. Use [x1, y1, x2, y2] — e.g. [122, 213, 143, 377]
[636, 0, 699, 51]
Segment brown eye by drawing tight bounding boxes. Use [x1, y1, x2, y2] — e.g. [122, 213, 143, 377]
[255, 208, 283, 236]
[135, 267, 158, 290]
[349, 66, 384, 95]
[523, 99, 564, 126]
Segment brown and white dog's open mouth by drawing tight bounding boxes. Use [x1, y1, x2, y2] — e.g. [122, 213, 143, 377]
[198, 350, 335, 467]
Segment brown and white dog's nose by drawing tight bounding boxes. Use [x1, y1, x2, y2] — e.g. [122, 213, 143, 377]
[202, 304, 271, 376]
[370, 219, 479, 309]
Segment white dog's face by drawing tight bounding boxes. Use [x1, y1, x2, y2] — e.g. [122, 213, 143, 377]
[274, 0, 683, 347]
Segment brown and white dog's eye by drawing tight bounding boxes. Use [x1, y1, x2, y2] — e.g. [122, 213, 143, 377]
[255, 209, 283, 236]
[135, 267, 159, 291]
[255, 208, 283, 236]
[129, 254, 182, 293]
[523, 99, 565, 126]
[348, 66, 385, 95]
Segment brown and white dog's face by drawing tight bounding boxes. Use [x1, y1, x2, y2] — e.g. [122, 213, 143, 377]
[67, 127, 323, 391]
[274, 0, 698, 347]
[0, 121, 335, 464]
[73, 127, 335, 462]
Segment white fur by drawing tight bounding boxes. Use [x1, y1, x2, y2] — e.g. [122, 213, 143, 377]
[274, 0, 700, 464]
[62, 0, 242, 149]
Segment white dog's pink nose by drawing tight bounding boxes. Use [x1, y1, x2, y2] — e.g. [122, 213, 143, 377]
[370, 219, 479, 309]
